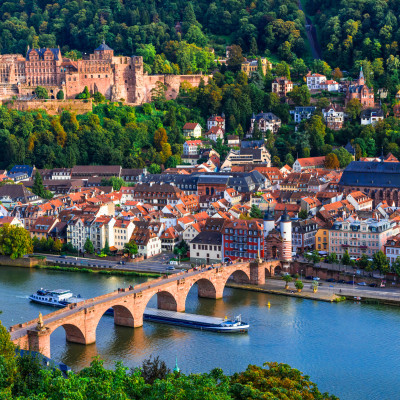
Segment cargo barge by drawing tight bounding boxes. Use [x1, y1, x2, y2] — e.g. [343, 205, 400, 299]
[143, 308, 249, 333]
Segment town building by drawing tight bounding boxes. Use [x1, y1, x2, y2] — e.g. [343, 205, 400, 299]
[290, 106, 317, 124]
[227, 135, 240, 147]
[204, 126, 224, 142]
[271, 77, 293, 98]
[360, 108, 384, 125]
[250, 112, 281, 134]
[345, 67, 374, 108]
[241, 58, 272, 76]
[306, 72, 326, 90]
[322, 104, 345, 130]
[384, 234, 400, 265]
[292, 219, 319, 253]
[183, 123, 202, 138]
[346, 191, 373, 211]
[207, 115, 225, 131]
[131, 227, 161, 258]
[293, 156, 326, 172]
[339, 161, 400, 207]
[315, 227, 330, 252]
[221, 146, 271, 170]
[329, 218, 398, 260]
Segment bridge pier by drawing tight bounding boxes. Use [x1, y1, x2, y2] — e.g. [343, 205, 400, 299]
[250, 261, 266, 285]
[27, 329, 51, 358]
[157, 291, 185, 312]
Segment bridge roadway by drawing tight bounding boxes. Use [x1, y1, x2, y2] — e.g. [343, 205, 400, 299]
[10, 260, 281, 358]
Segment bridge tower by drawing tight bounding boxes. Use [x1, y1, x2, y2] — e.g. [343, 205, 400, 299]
[280, 207, 292, 262]
[263, 205, 275, 237]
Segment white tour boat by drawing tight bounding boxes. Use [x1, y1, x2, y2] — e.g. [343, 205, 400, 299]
[29, 289, 85, 307]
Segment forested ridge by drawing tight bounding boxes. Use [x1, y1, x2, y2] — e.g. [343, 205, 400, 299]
[306, 0, 400, 88]
[1, 0, 307, 62]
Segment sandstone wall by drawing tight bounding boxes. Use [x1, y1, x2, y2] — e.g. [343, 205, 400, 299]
[3, 99, 93, 115]
[0, 255, 41, 268]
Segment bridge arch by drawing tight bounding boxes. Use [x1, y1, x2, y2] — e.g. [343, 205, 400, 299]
[50, 322, 87, 345]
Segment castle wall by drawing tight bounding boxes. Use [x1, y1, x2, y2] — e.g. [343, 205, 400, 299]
[0, 46, 210, 106]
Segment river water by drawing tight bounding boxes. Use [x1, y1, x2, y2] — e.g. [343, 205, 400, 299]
[1, 266, 399, 400]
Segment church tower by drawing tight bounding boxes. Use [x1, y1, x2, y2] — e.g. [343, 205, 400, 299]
[358, 66, 365, 86]
[280, 207, 292, 261]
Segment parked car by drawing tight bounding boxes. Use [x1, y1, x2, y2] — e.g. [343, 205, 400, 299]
[326, 278, 336, 282]
[166, 266, 175, 271]
[357, 282, 367, 286]
[337, 280, 346, 284]
[207, 266, 214, 270]
[313, 277, 320, 281]
[305, 276, 314, 280]
[345, 280, 355, 285]
[59, 255, 66, 258]
[369, 283, 378, 287]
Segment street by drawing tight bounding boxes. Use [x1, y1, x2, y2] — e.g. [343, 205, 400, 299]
[30, 252, 187, 274]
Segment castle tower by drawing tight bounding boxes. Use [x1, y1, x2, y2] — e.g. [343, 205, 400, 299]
[280, 207, 292, 261]
[263, 205, 275, 237]
[358, 66, 365, 86]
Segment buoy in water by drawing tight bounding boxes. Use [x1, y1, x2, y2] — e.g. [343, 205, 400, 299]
[267, 302, 271, 307]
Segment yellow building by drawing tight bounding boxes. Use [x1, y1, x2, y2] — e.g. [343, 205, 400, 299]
[315, 228, 329, 252]
[241, 58, 272, 76]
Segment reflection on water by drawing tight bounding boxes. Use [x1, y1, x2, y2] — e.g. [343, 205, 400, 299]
[2, 266, 400, 400]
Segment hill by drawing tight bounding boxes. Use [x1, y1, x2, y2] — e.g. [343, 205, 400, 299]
[0, 0, 307, 62]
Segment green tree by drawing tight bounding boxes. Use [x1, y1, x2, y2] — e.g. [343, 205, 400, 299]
[373, 250, 390, 274]
[102, 240, 110, 256]
[101, 177, 125, 191]
[392, 257, 400, 276]
[56, 90, 64, 100]
[35, 86, 48, 99]
[342, 250, 351, 265]
[333, 148, 353, 168]
[227, 45, 244, 72]
[345, 98, 362, 120]
[124, 240, 138, 257]
[148, 164, 162, 174]
[84, 237, 94, 254]
[282, 274, 292, 289]
[53, 239, 62, 253]
[357, 254, 372, 269]
[298, 209, 308, 219]
[326, 252, 338, 264]
[250, 204, 263, 219]
[289, 85, 310, 106]
[295, 280, 304, 291]
[0, 319, 16, 396]
[0, 224, 33, 259]
[32, 171, 45, 198]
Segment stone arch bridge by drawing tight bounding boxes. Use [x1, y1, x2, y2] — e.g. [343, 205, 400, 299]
[10, 260, 282, 358]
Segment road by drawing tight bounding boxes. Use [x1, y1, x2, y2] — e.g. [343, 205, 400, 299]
[30, 252, 187, 274]
[266, 279, 400, 300]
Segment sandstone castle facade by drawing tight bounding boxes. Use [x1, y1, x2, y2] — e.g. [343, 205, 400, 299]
[0, 42, 207, 104]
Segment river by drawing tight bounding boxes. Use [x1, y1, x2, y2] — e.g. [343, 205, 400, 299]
[1, 266, 399, 400]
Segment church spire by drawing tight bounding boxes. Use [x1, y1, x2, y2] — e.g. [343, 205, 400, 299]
[358, 65, 365, 85]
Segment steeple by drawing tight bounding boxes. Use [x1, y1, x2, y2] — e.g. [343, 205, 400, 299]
[281, 206, 291, 222]
[358, 66, 365, 86]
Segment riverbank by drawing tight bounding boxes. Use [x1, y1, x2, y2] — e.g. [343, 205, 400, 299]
[226, 282, 340, 302]
[35, 264, 160, 277]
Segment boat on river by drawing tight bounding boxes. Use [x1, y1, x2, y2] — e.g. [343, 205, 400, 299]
[29, 289, 85, 307]
[143, 308, 249, 333]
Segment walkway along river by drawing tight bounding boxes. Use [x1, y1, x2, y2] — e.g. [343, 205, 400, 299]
[1, 265, 400, 400]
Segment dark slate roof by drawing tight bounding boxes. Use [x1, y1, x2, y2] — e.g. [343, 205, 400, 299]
[26, 48, 60, 61]
[241, 140, 264, 149]
[95, 42, 113, 51]
[339, 161, 400, 188]
[8, 165, 34, 177]
[190, 231, 222, 245]
[252, 112, 279, 122]
[0, 184, 39, 202]
[360, 108, 384, 118]
[197, 175, 230, 185]
[344, 142, 355, 156]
